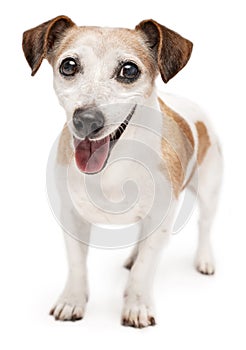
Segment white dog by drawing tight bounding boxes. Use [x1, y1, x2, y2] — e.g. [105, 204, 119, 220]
[22, 16, 222, 328]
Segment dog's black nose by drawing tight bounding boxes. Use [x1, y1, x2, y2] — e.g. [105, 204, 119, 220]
[73, 107, 105, 138]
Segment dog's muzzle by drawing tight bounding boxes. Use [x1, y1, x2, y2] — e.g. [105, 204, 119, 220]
[72, 105, 136, 175]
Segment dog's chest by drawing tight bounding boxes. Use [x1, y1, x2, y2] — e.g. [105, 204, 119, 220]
[66, 132, 170, 225]
[55, 106, 174, 225]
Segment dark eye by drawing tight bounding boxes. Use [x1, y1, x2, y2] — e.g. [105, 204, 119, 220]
[59, 57, 79, 77]
[117, 62, 140, 83]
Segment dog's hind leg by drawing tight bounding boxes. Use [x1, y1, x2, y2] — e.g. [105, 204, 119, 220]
[193, 142, 223, 275]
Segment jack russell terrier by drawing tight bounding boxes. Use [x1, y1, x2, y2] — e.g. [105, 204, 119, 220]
[22, 15, 222, 328]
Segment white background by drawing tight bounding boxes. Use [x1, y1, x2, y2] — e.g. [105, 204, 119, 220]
[1, 0, 245, 348]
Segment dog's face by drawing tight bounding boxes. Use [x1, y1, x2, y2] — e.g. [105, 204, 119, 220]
[23, 16, 192, 174]
[53, 26, 157, 132]
[53, 27, 155, 173]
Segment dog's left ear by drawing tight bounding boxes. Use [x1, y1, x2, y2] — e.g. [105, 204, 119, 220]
[136, 19, 193, 83]
[22, 15, 76, 76]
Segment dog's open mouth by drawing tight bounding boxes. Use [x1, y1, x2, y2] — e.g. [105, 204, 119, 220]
[73, 105, 136, 174]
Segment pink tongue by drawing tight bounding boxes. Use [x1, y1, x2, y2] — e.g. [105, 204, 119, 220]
[74, 136, 110, 173]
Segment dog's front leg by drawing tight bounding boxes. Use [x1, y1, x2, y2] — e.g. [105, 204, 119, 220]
[50, 164, 90, 321]
[122, 207, 177, 328]
[50, 220, 90, 321]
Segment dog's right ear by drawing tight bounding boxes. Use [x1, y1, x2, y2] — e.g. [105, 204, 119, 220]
[22, 15, 75, 76]
[136, 19, 193, 83]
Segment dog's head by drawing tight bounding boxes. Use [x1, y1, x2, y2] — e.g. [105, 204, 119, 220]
[23, 16, 192, 174]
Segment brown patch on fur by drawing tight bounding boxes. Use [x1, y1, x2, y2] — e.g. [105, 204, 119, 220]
[57, 123, 73, 165]
[158, 98, 194, 148]
[181, 121, 211, 190]
[195, 121, 211, 164]
[158, 98, 194, 197]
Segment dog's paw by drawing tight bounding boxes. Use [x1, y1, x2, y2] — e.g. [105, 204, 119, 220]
[196, 259, 215, 275]
[195, 249, 215, 275]
[121, 295, 156, 328]
[50, 291, 87, 321]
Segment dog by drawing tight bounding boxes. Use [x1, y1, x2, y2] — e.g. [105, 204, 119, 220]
[22, 16, 223, 328]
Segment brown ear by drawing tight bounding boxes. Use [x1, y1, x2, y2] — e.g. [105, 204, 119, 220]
[22, 15, 75, 76]
[136, 19, 193, 83]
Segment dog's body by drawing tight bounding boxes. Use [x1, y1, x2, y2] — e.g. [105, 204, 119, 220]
[23, 16, 222, 328]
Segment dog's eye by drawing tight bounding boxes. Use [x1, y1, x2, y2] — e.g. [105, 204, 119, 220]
[59, 58, 79, 77]
[117, 62, 140, 83]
